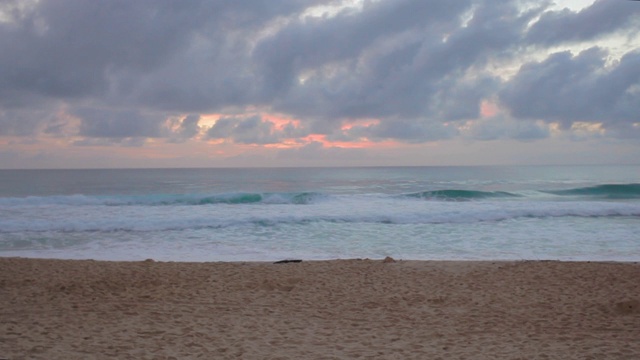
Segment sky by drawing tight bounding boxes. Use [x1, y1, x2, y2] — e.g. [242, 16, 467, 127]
[0, 0, 639, 168]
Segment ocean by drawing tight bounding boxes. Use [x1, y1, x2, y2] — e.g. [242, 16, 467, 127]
[1, 166, 639, 262]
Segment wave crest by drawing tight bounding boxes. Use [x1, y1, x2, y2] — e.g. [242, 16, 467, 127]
[405, 189, 520, 201]
[0, 192, 327, 206]
[546, 183, 640, 199]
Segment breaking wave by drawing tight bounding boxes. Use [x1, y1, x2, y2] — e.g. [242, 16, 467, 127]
[2, 184, 639, 208]
[0, 192, 327, 206]
[545, 183, 640, 199]
[405, 189, 520, 201]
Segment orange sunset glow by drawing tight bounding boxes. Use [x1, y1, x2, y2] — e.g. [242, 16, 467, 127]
[0, 0, 638, 169]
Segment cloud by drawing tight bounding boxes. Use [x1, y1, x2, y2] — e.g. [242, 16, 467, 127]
[276, 141, 373, 165]
[351, 118, 458, 143]
[0, 108, 49, 136]
[167, 114, 201, 143]
[72, 137, 148, 148]
[207, 115, 282, 144]
[253, 0, 473, 97]
[462, 115, 550, 141]
[526, 0, 640, 45]
[1, 0, 639, 149]
[0, 0, 331, 113]
[0, 1, 198, 103]
[267, 0, 532, 122]
[73, 107, 165, 139]
[499, 47, 640, 134]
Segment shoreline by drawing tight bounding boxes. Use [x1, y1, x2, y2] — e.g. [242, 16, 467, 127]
[3, 255, 640, 263]
[2, 257, 639, 359]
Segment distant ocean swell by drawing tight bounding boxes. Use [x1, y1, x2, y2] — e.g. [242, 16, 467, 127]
[407, 183, 640, 200]
[0, 192, 326, 206]
[544, 183, 640, 199]
[405, 189, 520, 200]
[1, 183, 639, 206]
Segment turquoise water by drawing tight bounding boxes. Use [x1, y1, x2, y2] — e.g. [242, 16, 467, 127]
[0, 166, 638, 261]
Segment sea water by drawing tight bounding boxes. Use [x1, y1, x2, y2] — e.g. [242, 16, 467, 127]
[0, 166, 638, 262]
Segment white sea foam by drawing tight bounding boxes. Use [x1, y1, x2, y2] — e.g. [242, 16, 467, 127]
[1, 166, 639, 261]
[1, 196, 639, 234]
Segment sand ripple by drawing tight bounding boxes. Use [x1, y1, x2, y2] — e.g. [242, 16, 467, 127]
[1, 258, 639, 359]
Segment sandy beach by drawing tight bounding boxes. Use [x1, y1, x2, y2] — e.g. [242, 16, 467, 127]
[1, 258, 639, 359]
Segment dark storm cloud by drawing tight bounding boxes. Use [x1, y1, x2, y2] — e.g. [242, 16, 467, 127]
[1, 0, 639, 144]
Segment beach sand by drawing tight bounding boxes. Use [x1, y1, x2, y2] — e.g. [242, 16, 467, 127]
[1, 258, 639, 359]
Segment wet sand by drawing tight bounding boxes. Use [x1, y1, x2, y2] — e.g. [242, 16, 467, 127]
[1, 257, 639, 359]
